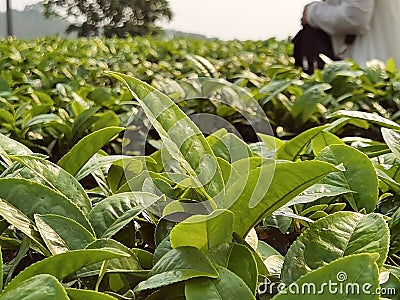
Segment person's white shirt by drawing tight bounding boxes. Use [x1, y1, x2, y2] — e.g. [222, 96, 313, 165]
[305, 0, 400, 67]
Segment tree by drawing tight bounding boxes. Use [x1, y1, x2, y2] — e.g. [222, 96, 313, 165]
[6, 0, 13, 36]
[42, 0, 173, 38]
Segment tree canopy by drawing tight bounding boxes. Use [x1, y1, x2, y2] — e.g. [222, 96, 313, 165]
[43, 0, 173, 38]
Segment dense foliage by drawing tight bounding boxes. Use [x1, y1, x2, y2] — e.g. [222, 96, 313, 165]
[43, 0, 173, 37]
[0, 35, 400, 299]
[0, 36, 291, 160]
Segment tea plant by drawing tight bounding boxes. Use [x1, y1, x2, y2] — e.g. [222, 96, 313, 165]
[0, 73, 399, 299]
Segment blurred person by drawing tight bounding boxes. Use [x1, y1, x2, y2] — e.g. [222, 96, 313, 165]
[302, 0, 400, 67]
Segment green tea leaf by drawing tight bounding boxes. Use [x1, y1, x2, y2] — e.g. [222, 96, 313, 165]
[170, 210, 234, 251]
[207, 242, 258, 293]
[106, 156, 158, 193]
[75, 155, 124, 181]
[0, 133, 32, 156]
[378, 269, 400, 299]
[226, 160, 336, 237]
[285, 184, 354, 207]
[259, 79, 293, 105]
[107, 72, 224, 200]
[23, 114, 66, 129]
[281, 212, 389, 284]
[0, 132, 32, 166]
[185, 265, 256, 300]
[80, 239, 142, 277]
[0, 198, 47, 255]
[66, 288, 118, 300]
[316, 144, 378, 212]
[311, 131, 344, 155]
[257, 240, 282, 260]
[291, 83, 330, 124]
[92, 110, 120, 132]
[3, 249, 128, 293]
[209, 133, 252, 163]
[273, 253, 379, 299]
[187, 55, 219, 78]
[71, 106, 100, 138]
[88, 192, 161, 238]
[0, 274, 69, 300]
[0, 178, 93, 233]
[131, 248, 153, 270]
[58, 126, 124, 176]
[34, 215, 69, 255]
[276, 126, 327, 161]
[135, 247, 219, 292]
[145, 283, 185, 300]
[35, 214, 95, 254]
[154, 236, 173, 264]
[328, 110, 400, 130]
[382, 128, 400, 159]
[10, 155, 91, 215]
[258, 133, 284, 151]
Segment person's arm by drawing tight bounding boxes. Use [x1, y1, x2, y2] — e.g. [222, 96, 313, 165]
[304, 0, 375, 35]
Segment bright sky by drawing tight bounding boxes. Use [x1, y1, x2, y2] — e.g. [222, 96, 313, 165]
[0, 0, 310, 40]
